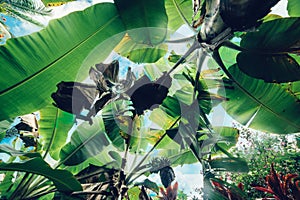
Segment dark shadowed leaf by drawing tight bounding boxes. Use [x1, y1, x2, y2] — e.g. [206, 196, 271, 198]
[220, 0, 280, 30]
[134, 179, 159, 194]
[114, 0, 168, 45]
[126, 73, 172, 115]
[241, 18, 300, 50]
[237, 53, 300, 83]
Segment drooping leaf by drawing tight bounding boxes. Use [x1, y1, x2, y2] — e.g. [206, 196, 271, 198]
[235, 18, 300, 82]
[159, 149, 198, 166]
[114, 34, 167, 63]
[0, 157, 82, 192]
[213, 126, 239, 152]
[0, 144, 40, 157]
[287, 0, 300, 17]
[219, 0, 280, 31]
[209, 157, 249, 172]
[114, 0, 168, 45]
[59, 116, 111, 166]
[237, 53, 300, 83]
[39, 105, 75, 160]
[0, 3, 125, 120]
[221, 65, 300, 134]
[134, 179, 159, 194]
[241, 18, 300, 50]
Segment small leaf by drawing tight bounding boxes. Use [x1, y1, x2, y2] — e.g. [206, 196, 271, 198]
[134, 179, 159, 194]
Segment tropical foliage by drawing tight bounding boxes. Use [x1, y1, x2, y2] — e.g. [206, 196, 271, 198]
[0, 0, 299, 199]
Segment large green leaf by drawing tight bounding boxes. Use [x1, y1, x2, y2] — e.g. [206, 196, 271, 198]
[59, 116, 111, 166]
[0, 157, 82, 192]
[39, 105, 75, 160]
[115, 0, 168, 45]
[237, 53, 300, 83]
[209, 158, 249, 172]
[288, 0, 300, 17]
[237, 18, 300, 82]
[241, 18, 300, 50]
[221, 65, 300, 134]
[0, 3, 125, 121]
[165, 0, 193, 31]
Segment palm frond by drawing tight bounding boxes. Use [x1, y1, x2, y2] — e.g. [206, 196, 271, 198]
[3, 0, 51, 15]
[5, 6, 45, 26]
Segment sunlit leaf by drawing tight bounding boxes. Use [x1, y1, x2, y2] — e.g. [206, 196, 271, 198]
[0, 3, 125, 120]
[114, 34, 167, 63]
[165, 0, 193, 31]
[287, 0, 300, 17]
[39, 105, 75, 160]
[221, 65, 300, 134]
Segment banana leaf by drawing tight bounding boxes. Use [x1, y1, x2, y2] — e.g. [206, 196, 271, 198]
[39, 105, 75, 160]
[221, 65, 300, 134]
[0, 157, 82, 192]
[288, 0, 300, 17]
[114, 0, 168, 45]
[0, 3, 125, 121]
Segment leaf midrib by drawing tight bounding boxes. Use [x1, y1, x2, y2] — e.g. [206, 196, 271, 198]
[230, 67, 300, 130]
